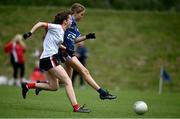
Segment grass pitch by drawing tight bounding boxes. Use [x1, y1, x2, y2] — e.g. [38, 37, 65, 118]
[0, 6, 180, 118]
[0, 85, 179, 118]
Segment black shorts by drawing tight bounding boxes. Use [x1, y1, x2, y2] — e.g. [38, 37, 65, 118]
[39, 54, 61, 71]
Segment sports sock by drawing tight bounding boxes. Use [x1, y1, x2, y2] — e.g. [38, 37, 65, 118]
[27, 82, 36, 89]
[73, 104, 80, 112]
[97, 88, 107, 96]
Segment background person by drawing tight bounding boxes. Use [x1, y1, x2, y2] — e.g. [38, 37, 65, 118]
[4, 34, 26, 86]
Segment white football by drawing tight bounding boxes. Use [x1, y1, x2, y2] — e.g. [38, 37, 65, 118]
[133, 101, 148, 115]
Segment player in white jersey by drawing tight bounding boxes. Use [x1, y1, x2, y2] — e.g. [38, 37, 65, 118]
[22, 10, 90, 113]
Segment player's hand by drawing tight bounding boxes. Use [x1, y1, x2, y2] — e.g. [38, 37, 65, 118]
[66, 48, 74, 55]
[23, 32, 32, 40]
[61, 50, 68, 57]
[86, 33, 96, 39]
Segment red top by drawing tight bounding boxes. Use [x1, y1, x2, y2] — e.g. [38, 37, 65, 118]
[5, 41, 25, 63]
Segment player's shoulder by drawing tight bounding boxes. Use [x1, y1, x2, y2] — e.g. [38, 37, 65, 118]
[48, 23, 60, 27]
[48, 23, 63, 31]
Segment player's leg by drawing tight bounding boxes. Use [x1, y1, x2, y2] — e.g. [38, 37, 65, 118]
[64, 62, 73, 78]
[35, 53, 73, 95]
[48, 65, 90, 113]
[65, 57, 100, 90]
[64, 61, 78, 87]
[35, 71, 59, 91]
[21, 71, 59, 99]
[66, 56, 117, 100]
[35, 73, 49, 95]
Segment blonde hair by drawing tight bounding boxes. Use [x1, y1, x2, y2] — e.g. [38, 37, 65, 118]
[70, 3, 85, 14]
[13, 34, 26, 48]
[13, 34, 22, 42]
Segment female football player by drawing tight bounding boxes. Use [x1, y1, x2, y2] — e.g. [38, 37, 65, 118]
[58, 3, 116, 100]
[22, 10, 90, 113]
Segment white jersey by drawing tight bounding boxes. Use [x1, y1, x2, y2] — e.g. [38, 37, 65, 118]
[40, 23, 64, 59]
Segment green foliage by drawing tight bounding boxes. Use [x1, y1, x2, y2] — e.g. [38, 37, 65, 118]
[111, 0, 180, 11]
[0, 6, 180, 91]
[0, 0, 180, 11]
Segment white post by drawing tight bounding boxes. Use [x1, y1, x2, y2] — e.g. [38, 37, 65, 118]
[158, 76, 163, 95]
[159, 68, 163, 95]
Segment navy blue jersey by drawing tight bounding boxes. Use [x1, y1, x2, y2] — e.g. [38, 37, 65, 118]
[63, 16, 80, 51]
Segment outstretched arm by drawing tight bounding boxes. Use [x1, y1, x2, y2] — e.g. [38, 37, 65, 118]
[75, 36, 86, 43]
[23, 22, 48, 39]
[75, 33, 96, 43]
[30, 22, 48, 34]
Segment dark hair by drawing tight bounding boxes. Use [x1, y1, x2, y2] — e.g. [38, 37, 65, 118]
[54, 10, 72, 24]
[70, 3, 85, 14]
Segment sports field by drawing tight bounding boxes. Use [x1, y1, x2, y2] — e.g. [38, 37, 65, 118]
[0, 6, 180, 118]
[0, 85, 179, 118]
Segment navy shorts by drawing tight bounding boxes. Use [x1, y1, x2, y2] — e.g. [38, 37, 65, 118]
[39, 54, 61, 71]
[58, 49, 75, 63]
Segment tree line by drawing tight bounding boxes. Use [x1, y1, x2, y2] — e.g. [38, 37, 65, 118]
[0, 0, 179, 11]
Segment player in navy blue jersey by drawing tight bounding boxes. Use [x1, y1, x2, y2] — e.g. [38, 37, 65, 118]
[36, 3, 116, 100]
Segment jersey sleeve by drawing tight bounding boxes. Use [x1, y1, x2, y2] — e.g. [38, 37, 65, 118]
[47, 23, 59, 30]
[76, 28, 81, 37]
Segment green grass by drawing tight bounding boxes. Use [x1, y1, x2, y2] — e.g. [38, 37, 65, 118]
[0, 5, 180, 118]
[0, 86, 180, 118]
[0, 6, 180, 90]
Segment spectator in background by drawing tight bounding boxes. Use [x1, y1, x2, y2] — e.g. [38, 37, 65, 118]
[4, 34, 26, 86]
[72, 41, 88, 88]
[29, 61, 46, 83]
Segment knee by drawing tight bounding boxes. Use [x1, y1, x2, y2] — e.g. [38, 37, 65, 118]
[64, 78, 73, 86]
[50, 84, 59, 91]
[51, 87, 58, 91]
[82, 68, 90, 76]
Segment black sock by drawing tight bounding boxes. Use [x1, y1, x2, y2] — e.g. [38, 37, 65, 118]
[97, 88, 107, 96]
